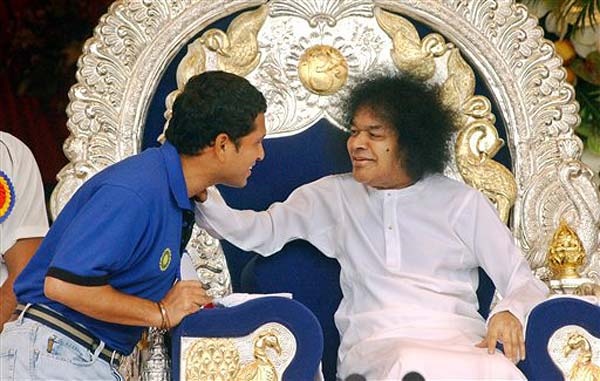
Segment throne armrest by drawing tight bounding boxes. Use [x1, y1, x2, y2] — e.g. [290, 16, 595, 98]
[520, 296, 600, 381]
[172, 296, 324, 381]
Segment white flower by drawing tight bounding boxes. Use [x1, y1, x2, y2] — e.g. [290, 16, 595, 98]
[570, 25, 600, 58]
[545, 6, 600, 57]
[545, 10, 569, 39]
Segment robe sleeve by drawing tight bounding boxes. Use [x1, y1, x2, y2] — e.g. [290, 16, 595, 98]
[194, 176, 342, 258]
[454, 190, 548, 327]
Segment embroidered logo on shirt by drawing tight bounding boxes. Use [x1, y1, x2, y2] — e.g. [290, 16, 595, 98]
[0, 170, 16, 223]
[159, 248, 172, 271]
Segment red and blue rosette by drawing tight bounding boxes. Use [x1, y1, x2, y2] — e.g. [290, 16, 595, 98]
[0, 170, 16, 223]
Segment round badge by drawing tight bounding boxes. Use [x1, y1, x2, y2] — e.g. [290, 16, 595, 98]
[159, 248, 172, 271]
[0, 170, 16, 223]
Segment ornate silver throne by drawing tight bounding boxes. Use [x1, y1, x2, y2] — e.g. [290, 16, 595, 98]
[52, 0, 600, 380]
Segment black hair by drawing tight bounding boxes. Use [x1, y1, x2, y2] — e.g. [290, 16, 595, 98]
[344, 73, 456, 181]
[166, 71, 267, 155]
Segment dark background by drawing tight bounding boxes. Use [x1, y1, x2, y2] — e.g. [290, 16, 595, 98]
[1, 0, 112, 198]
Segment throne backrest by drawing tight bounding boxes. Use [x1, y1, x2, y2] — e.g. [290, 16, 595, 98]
[51, 1, 599, 380]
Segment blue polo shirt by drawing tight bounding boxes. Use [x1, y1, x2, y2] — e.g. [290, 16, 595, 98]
[14, 141, 193, 354]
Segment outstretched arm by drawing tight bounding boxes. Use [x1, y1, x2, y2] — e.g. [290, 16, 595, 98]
[195, 177, 342, 258]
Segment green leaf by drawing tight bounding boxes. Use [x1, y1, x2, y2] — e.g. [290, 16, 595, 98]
[577, 120, 593, 137]
[575, 80, 600, 138]
[546, 0, 563, 8]
[586, 134, 600, 154]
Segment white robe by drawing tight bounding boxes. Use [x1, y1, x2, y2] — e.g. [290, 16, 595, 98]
[195, 173, 548, 380]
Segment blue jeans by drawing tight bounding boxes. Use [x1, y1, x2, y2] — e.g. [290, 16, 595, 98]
[0, 308, 123, 381]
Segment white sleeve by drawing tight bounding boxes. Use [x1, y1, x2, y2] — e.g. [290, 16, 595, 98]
[194, 176, 342, 258]
[454, 190, 548, 327]
[0, 134, 49, 256]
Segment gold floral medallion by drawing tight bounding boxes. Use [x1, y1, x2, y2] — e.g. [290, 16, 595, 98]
[298, 44, 348, 95]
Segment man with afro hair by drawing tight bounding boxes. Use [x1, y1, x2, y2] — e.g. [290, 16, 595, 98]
[196, 73, 547, 380]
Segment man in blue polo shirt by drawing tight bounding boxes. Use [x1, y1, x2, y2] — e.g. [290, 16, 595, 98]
[0, 71, 267, 380]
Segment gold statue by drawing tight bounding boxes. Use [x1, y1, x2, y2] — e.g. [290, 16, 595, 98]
[235, 331, 282, 381]
[547, 220, 586, 280]
[564, 333, 600, 381]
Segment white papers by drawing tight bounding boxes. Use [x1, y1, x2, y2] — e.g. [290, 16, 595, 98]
[214, 292, 293, 307]
[179, 251, 201, 281]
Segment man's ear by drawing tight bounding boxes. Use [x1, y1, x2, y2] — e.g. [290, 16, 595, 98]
[213, 133, 231, 161]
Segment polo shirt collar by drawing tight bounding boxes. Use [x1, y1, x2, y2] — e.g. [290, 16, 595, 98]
[161, 141, 193, 211]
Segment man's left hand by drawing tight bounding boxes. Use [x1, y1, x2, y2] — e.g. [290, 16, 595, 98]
[475, 311, 525, 363]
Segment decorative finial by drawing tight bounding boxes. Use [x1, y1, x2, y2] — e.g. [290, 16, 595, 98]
[546, 220, 593, 294]
[547, 220, 586, 280]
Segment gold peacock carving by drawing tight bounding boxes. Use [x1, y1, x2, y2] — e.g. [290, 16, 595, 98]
[455, 119, 517, 224]
[182, 328, 289, 381]
[235, 330, 282, 381]
[200, 5, 268, 77]
[176, 4, 267, 85]
[162, 4, 269, 142]
[564, 333, 600, 381]
[375, 7, 445, 80]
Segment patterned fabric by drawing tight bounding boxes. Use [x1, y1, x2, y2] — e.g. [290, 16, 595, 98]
[0, 170, 15, 223]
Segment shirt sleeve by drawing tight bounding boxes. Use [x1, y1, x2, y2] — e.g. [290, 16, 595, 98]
[195, 177, 342, 258]
[454, 190, 548, 327]
[46, 185, 149, 286]
[0, 137, 49, 256]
